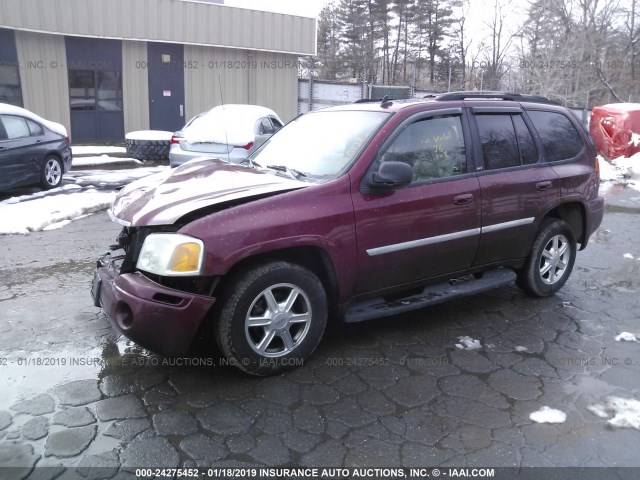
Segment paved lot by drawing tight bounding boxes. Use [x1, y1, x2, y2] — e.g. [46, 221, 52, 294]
[0, 208, 639, 478]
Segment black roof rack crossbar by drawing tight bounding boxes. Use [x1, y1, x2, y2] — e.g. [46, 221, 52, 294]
[435, 91, 560, 106]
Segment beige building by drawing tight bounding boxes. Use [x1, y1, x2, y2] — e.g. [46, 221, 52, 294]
[0, 0, 316, 142]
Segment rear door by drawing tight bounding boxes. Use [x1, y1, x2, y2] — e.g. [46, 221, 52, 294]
[471, 107, 560, 265]
[352, 109, 482, 293]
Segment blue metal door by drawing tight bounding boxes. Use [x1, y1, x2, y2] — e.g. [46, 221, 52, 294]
[147, 43, 185, 132]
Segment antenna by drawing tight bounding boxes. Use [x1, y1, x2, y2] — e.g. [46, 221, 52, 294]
[219, 75, 231, 163]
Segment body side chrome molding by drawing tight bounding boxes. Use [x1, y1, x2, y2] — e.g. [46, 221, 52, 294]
[366, 217, 535, 256]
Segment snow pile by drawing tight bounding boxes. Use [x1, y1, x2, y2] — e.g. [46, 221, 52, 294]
[125, 130, 173, 141]
[529, 406, 567, 424]
[71, 146, 127, 155]
[73, 155, 143, 167]
[615, 332, 638, 342]
[588, 397, 640, 430]
[455, 336, 482, 350]
[599, 152, 640, 193]
[0, 188, 115, 234]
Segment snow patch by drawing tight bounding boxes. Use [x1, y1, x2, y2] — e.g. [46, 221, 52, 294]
[514, 346, 528, 352]
[125, 130, 173, 141]
[73, 155, 142, 167]
[623, 253, 635, 259]
[71, 146, 127, 155]
[599, 153, 640, 193]
[0, 189, 115, 234]
[588, 397, 640, 429]
[455, 336, 482, 350]
[529, 406, 567, 424]
[630, 132, 640, 148]
[615, 332, 638, 342]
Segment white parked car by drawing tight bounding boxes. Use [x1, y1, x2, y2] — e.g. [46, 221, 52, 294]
[169, 104, 283, 168]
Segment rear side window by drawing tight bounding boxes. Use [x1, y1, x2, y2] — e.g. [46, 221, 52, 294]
[26, 119, 44, 136]
[0, 115, 30, 139]
[259, 118, 274, 135]
[476, 114, 520, 170]
[527, 110, 584, 161]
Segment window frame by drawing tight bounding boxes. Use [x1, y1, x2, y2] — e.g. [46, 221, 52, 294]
[0, 114, 31, 140]
[523, 108, 586, 164]
[361, 107, 475, 193]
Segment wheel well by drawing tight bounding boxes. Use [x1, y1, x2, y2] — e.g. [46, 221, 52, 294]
[220, 247, 340, 318]
[545, 202, 586, 246]
[43, 152, 63, 165]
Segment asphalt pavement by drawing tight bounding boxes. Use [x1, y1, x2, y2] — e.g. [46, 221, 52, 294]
[0, 191, 639, 478]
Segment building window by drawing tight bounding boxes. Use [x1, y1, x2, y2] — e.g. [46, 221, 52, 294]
[69, 70, 96, 111]
[0, 65, 23, 107]
[69, 70, 123, 112]
[97, 71, 123, 111]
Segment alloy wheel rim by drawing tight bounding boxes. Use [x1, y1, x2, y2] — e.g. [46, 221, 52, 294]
[45, 159, 61, 186]
[245, 283, 312, 358]
[539, 234, 570, 285]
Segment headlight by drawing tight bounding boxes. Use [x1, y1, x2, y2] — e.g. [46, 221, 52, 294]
[137, 233, 204, 276]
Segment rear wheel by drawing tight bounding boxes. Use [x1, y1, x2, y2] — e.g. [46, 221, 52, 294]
[517, 219, 576, 297]
[40, 156, 63, 189]
[215, 261, 327, 375]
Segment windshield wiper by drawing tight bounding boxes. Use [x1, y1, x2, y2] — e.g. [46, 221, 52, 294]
[266, 165, 307, 180]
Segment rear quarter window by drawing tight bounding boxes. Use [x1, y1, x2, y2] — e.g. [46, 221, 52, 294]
[527, 110, 584, 162]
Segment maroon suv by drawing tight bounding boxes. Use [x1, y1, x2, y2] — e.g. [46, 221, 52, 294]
[92, 92, 604, 375]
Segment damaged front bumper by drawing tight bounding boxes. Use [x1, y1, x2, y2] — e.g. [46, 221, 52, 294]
[92, 251, 216, 356]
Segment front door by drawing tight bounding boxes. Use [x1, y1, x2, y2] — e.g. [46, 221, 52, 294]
[352, 112, 481, 294]
[148, 43, 185, 132]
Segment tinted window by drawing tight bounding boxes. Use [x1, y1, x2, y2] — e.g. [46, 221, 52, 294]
[477, 114, 519, 170]
[381, 115, 467, 183]
[513, 115, 538, 165]
[271, 118, 283, 130]
[259, 118, 274, 135]
[69, 70, 96, 111]
[527, 110, 584, 161]
[26, 119, 44, 136]
[1, 115, 30, 139]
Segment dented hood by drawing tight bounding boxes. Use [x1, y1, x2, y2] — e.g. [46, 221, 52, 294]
[110, 158, 308, 226]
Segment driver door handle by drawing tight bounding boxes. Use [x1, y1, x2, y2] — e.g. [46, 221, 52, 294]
[453, 193, 474, 206]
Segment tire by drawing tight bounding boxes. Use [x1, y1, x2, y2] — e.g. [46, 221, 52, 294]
[517, 219, 577, 297]
[215, 261, 328, 376]
[40, 155, 63, 190]
[125, 139, 170, 161]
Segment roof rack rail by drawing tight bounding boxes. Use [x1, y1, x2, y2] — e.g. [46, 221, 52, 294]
[435, 91, 560, 106]
[353, 98, 383, 104]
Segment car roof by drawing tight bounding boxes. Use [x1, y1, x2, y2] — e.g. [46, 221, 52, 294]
[201, 104, 281, 122]
[0, 102, 68, 136]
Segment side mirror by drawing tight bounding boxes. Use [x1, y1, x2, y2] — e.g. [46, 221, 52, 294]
[370, 161, 413, 188]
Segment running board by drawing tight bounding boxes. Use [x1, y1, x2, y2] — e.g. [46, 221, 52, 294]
[344, 269, 517, 323]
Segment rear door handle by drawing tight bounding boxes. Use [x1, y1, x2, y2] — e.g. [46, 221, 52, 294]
[536, 181, 552, 191]
[453, 193, 474, 206]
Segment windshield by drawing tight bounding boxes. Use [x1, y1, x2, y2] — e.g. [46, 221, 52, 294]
[251, 110, 390, 179]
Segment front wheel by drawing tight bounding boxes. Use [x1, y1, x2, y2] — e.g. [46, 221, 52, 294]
[215, 261, 327, 375]
[40, 156, 63, 189]
[517, 219, 577, 297]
